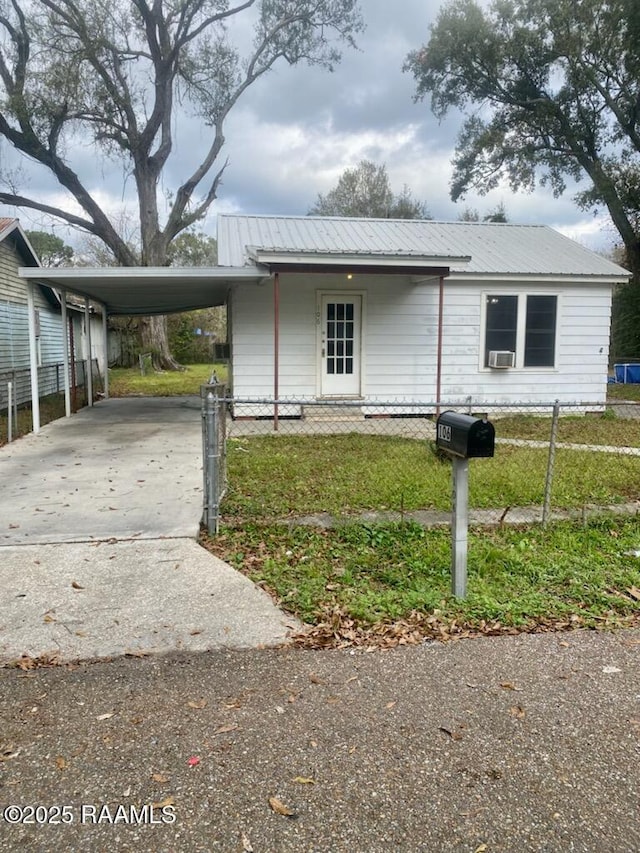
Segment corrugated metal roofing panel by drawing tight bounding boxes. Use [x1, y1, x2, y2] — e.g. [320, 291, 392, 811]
[217, 214, 629, 278]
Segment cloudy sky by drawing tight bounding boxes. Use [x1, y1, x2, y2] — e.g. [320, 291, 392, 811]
[0, 0, 617, 254]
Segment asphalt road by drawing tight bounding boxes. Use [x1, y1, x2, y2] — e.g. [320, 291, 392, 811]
[1, 629, 639, 852]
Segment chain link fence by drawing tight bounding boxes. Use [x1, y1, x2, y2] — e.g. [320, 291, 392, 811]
[0, 359, 102, 444]
[200, 391, 640, 534]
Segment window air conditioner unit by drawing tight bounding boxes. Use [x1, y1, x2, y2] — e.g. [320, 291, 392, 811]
[488, 350, 515, 368]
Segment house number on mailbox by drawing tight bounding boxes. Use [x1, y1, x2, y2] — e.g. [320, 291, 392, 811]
[437, 423, 452, 443]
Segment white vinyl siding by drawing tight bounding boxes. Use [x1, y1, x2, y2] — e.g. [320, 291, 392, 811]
[440, 279, 611, 403]
[230, 274, 613, 409]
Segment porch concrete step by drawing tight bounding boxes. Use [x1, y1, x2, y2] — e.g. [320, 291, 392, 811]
[303, 404, 365, 421]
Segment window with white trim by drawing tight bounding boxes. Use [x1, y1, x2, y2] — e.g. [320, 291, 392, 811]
[484, 294, 557, 368]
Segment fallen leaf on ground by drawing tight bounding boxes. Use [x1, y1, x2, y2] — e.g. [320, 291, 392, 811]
[510, 705, 526, 719]
[71, 581, 84, 590]
[241, 832, 254, 852]
[500, 682, 522, 691]
[215, 723, 239, 734]
[475, 845, 488, 853]
[386, 701, 397, 710]
[152, 796, 175, 809]
[152, 773, 170, 783]
[269, 796, 296, 817]
[55, 756, 67, 770]
[187, 699, 208, 710]
[292, 776, 315, 785]
[96, 713, 115, 721]
[0, 746, 20, 761]
[439, 726, 463, 741]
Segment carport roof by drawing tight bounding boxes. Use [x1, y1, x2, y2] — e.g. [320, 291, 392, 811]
[18, 265, 267, 316]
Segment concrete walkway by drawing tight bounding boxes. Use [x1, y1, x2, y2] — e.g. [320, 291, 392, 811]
[0, 398, 295, 663]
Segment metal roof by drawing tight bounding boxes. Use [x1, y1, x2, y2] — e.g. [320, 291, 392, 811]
[19, 266, 266, 316]
[218, 214, 629, 279]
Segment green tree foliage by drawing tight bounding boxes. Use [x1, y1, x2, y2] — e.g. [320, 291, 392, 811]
[0, 0, 363, 367]
[457, 203, 509, 223]
[405, 0, 640, 294]
[25, 230, 74, 267]
[309, 160, 430, 219]
[167, 232, 217, 267]
[166, 231, 223, 362]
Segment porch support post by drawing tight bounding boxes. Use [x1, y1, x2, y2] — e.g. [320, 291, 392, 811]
[85, 296, 93, 407]
[274, 272, 280, 432]
[60, 290, 71, 417]
[101, 304, 109, 399]
[27, 280, 40, 433]
[436, 275, 444, 418]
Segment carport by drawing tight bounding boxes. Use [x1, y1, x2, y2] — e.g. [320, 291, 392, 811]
[18, 265, 266, 431]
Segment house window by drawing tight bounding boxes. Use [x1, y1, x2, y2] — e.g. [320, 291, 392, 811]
[524, 295, 557, 367]
[484, 294, 558, 368]
[485, 296, 517, 365]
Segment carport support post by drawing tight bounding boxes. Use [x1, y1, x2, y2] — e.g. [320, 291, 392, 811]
[451, 457, 469, 599]
[274, 272, 279, 432]
[26, 280, 40, 433]
[101, 305, 109, 399]
[61, 291, 71, 417]
[84, 297, 93, 406]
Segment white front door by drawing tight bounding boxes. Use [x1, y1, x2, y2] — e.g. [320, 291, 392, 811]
[320, 294, 362, 397]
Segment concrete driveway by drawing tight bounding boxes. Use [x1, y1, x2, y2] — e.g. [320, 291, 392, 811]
[0, 398, 295, 663]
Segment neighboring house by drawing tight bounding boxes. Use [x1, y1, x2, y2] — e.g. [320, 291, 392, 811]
[0, 218, 66, 406]
[217, 214, 630, 411]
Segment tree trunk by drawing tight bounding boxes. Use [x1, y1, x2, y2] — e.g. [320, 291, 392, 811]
[138, 315, 183, 371]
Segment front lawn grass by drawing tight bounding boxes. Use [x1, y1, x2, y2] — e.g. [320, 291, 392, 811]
[108, 363, 227, 396]
[202, 516, 640, 639]
[497, 411, 640, 446]
[608, 383, 640, 401]
[224, 433, 640, 519]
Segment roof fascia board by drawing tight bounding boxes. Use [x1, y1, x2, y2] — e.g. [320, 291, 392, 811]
[264, 262, 451, 277]
[19, 265, 266, 281]
[447, 272, 630, 284]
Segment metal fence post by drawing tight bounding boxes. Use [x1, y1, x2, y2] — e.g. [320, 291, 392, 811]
[203, 389, 220, 535]
[7, 381, 13, 442]
[542, 400, 561, 526]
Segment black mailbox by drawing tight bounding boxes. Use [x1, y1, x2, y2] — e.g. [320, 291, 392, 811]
[435, 411, 495, 458]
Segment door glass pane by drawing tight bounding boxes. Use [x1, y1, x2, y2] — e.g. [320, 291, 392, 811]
[325, 301, 356, 380]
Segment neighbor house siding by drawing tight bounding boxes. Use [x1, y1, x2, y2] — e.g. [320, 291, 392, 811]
[0, 239, 65, 405]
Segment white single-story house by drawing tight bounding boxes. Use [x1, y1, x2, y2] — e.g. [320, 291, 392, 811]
[20, 213, 629, 430]
[218, 214, 629, 412]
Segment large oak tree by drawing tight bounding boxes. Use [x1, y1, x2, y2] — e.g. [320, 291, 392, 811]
[405, 0, 640, 355]
[0, 0, 363, 367]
